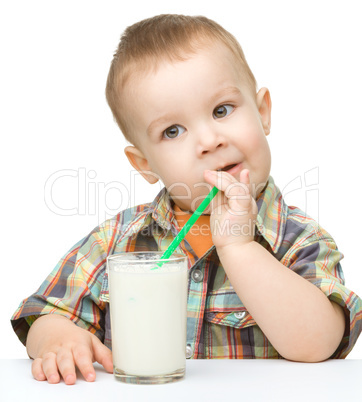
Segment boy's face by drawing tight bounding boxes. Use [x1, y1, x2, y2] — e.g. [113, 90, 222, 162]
[123, 42, 272, 212]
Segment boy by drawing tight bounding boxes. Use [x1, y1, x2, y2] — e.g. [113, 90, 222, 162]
[11, 14, 362, 385]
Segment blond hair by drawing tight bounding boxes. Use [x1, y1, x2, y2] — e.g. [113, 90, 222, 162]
[106, 14, 257, 143]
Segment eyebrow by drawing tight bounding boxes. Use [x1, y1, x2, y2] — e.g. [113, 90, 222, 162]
[146, 86, 242, 137]
[210, 86, 242, 103]
[147, 114, 176, 137]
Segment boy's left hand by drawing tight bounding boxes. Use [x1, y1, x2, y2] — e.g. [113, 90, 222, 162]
[204, 169, 258, 251]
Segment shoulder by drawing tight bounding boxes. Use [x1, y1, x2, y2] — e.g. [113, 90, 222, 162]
[95, 202, 153, 245]
[256, 177, 337, 257]
[277, 204, 343, 273]
[283, 204, 335, 247]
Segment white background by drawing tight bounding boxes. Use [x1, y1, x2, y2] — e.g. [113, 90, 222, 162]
[1, 0, 361, 359]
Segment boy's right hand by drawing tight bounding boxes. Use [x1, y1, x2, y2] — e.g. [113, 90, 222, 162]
[26, 314, 113, 385]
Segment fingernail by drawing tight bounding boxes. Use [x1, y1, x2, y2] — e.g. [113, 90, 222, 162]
[49, 374, 58, 383]
[65, 374, 75, 384]
[205, 169, 217, 177]
[86, 373, 95, 382]
[37, 373, 46, 381]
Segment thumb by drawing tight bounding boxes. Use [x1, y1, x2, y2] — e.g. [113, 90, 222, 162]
[91, 334, 113, 373]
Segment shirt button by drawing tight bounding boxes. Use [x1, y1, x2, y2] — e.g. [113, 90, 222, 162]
[234, 311, 246, 320]
[186, 345, 193, 359]
[191, 269, 203, 282]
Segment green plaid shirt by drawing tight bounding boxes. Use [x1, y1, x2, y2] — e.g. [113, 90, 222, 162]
[11, 176, 362, 358]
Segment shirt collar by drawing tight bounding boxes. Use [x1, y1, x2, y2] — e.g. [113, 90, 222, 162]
[144, 176, 287, 253]
[148, 187, 175, 231]
[255, 176, 288, 253]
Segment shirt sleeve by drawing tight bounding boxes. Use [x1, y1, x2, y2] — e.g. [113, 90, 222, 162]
[287, 236, 362, 358]
[10, 224, 110, 346]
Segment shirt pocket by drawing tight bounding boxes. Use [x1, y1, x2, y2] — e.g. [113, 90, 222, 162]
[204, 287, 256, 329]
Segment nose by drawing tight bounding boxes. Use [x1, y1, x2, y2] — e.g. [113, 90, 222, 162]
[195, 128, 227, 157]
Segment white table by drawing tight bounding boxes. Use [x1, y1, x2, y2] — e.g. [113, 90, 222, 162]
[1, 359, 360, 401]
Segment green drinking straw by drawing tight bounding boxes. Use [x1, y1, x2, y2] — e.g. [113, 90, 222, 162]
[153, 186, 219, 269]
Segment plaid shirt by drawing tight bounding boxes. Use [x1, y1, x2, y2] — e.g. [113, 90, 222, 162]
[11, 176, 362, 358]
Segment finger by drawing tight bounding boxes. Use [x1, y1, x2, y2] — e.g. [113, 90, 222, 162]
[240, 170, 259, 215]
[91, 335, 114, 373]
[41, 352, 60, 384]
[72, 345, 96, 382]
[228, 169, 253, 211]
[56, 349, 77, 385]
[204, 169, 238, 192]
[203, 170, 237, 211]
[205, 169, 252, 215]
[31, 358, 46, 381]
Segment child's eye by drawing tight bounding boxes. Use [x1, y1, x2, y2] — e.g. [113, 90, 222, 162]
[163, 124, 185, 139]
[213, 104, 234, 119]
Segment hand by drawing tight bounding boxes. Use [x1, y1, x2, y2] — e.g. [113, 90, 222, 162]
[26, 314, 113, 385]
[203, 168, 258, 251]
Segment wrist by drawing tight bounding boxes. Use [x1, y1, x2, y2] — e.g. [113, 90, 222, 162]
[216, 240, 258, 263]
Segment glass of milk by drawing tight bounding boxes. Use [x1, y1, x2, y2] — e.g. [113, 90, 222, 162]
[107, 252, 188, 384]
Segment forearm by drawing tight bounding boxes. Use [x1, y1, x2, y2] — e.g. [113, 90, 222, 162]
[217, 241, 345, 362]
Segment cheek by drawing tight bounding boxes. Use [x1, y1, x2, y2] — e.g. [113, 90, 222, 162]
[237, 122, 271, 168]
[163, 169, 194, 188]
[150, 157, 190, 188]
[232, 110, 263, 142]
[252, 135, 271, 162]
[237, 126, 265, 155]
[252, 136, 272, 178]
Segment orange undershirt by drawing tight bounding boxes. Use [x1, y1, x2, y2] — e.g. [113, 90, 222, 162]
[173, 204, 214, 258]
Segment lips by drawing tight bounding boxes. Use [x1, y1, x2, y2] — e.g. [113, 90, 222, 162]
[214, 162, 243, 177]
[217, 163, 239, 172]
[218, 163, 237, 172]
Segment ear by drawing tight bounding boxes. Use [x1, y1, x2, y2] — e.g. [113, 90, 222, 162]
[124, 146, 160, 184]
[256, 87, 272, 136]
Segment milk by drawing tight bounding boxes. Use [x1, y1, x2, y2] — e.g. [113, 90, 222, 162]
[108, 254, 188, 379]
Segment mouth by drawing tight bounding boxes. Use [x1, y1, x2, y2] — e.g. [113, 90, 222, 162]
[216, 162, 241, 173]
